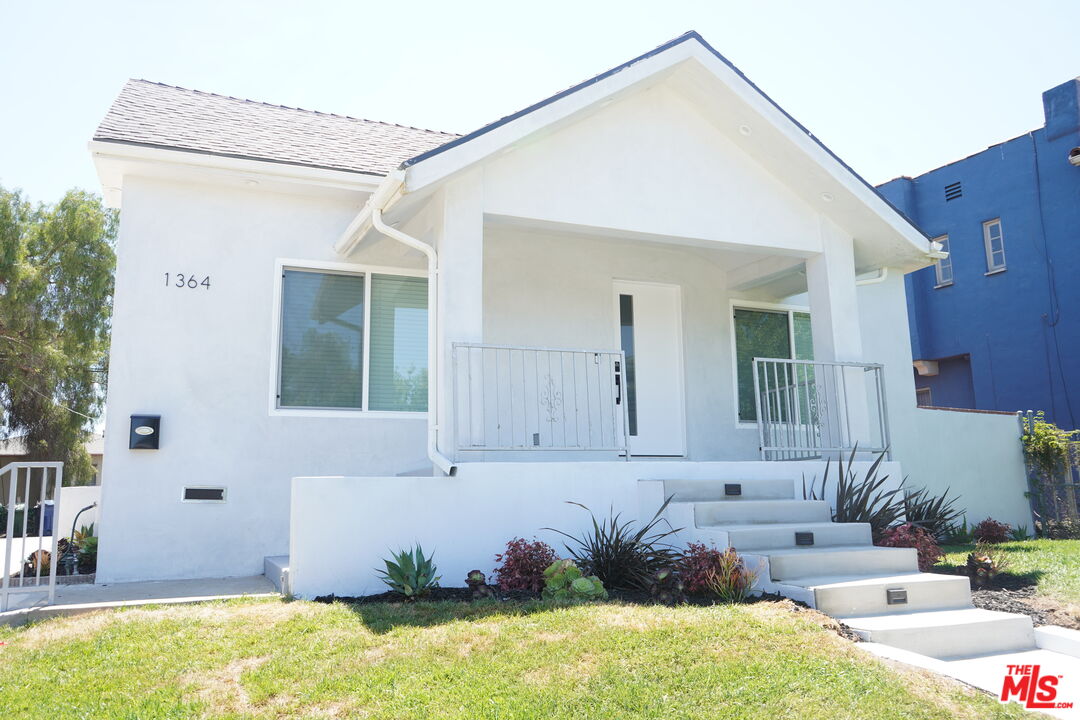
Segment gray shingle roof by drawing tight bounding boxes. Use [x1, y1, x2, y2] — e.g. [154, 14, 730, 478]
[94, 79, 460, 176]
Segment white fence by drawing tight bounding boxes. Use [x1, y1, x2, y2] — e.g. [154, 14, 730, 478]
[1, 462, 63, 612]
[452, 343, 630, 457]
[753, 357, 890, 461]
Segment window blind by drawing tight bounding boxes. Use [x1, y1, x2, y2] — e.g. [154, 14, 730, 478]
[278, 270, 365, 409]
[368, 274, 428, 411]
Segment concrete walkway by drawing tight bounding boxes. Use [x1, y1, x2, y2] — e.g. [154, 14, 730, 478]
[0, 575, 278, 627]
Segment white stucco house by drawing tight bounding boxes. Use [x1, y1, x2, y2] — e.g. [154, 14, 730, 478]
[89, 32, 1030, 596]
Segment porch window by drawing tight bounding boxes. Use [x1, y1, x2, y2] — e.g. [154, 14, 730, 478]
[277, 268, 427, 411]
[733, 307, 813, 422]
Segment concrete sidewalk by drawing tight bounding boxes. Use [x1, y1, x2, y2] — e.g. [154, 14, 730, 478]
[1, 575, 278, 627]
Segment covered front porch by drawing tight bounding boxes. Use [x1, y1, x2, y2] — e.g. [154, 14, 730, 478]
[441, 218, 891, 465]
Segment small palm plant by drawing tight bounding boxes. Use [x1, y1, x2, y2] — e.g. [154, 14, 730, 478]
[378, 545, 440, 600]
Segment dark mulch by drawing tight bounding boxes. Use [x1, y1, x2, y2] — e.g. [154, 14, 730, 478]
[930, 567, 1079, 629]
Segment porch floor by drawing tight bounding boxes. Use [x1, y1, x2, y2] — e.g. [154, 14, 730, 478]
[0, 575, 277, 627]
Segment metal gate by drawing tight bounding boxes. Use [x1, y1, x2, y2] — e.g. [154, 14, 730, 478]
[1, 462, 63, 612]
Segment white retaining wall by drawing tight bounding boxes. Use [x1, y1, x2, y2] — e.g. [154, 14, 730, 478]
[289, 460, 900, 598]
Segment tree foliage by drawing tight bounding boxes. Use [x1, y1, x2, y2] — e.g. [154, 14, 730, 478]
[0, 187, 116, 485]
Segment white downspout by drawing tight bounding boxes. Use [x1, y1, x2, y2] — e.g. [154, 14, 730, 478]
[360, 178, 455, 476]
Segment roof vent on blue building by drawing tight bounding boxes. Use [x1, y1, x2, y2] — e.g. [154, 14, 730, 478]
[944, 181, 963, 201]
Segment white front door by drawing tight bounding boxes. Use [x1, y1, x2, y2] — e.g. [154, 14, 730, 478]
[613, 281, 686, 456]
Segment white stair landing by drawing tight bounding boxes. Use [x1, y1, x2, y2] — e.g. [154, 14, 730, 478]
[264, 555, 290, 595]
[840, 608, 1036, 660]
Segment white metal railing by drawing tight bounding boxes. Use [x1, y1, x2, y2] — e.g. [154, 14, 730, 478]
[752, 358, 890, 461]
[1, 462, 63, 612]
[452, 343, 630, 457]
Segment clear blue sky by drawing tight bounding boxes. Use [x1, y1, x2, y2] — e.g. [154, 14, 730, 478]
[3, 0, 1080, 204]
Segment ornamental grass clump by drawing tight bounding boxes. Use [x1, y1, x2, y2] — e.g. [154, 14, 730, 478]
[803, 447, 905, 543]
[546, 495, 682, 591]
[876, 522, 943, 572]
[377, 545, 440, 600]
[967, 541, 1011, 588]
[704, 548, 758, 603]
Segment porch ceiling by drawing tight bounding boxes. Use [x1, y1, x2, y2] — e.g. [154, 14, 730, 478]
[484, 214, 809, 297]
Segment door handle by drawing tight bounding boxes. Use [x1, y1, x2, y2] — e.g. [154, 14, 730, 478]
[614, 361, 622, 405]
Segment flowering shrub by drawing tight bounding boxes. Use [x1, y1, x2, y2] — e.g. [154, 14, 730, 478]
[679, 543, 725, 595]
[876, 523, 944, 572]
[973, 518, 1011, 544]
[493, 538, 557, 592]
[704, 548, 759, 603]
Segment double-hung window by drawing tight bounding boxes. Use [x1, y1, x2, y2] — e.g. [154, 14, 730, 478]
[732, 307, 813, 423]
[983, 219, 1006, 273]
[933, 235, 953, 287]
[277, 267, 428, 412]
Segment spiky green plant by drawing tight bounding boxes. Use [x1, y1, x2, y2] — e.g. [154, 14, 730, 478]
[903, 486, 964, 540]
[377, 545, 440, 600]
[545, 495, 682, 591]
[805, 447, 906, 543]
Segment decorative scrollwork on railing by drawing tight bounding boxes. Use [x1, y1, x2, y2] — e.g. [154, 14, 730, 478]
[539, 374, 563, 424]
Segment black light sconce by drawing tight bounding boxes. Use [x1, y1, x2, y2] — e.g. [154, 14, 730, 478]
[129, 415, 161, 449]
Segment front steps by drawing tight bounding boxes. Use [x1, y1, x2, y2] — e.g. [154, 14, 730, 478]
[646, 476, 1068, 664]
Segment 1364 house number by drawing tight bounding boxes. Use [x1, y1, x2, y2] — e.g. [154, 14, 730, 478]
[164, 272, 211, 289]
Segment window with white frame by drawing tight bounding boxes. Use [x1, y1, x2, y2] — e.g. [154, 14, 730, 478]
[277, 268, 428, 411]
[982, 219, 1006, 273]
[933, 235, 953, 286]
[732, 307, 813, 422]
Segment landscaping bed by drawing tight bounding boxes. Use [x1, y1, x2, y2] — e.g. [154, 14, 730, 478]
[933, 539, 1080, 630]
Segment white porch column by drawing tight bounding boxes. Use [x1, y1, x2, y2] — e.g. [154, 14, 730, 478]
[805, 218, 872, 453]
[435, 170, 484, 462]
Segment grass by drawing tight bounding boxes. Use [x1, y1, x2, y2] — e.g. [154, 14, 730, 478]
[0, 597, 1034, 720]
[939, 538, 1080, 604]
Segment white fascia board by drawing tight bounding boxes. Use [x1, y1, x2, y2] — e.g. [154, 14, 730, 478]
[89, 140, 382, 208]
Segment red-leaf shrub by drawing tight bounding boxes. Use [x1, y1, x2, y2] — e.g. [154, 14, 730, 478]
[876, 523, 944, 572]
[493, 538, 557, 592]
[680, 542, 725, 595]
[973, 518, 1011, 544]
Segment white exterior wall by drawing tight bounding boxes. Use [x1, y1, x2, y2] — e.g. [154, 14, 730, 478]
[856, 272, 1031, 528]
[97, 176, 430, 583]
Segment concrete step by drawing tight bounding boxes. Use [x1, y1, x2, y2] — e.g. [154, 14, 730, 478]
[662, 477, 795, 502]
[781, 571, 973, 616]
[263, 555, 289, 595]
[695, 499, 831, 526]
[763, 546, 919, 581]
[724, 521, 871, 551]
[841, 608, 1036, 659]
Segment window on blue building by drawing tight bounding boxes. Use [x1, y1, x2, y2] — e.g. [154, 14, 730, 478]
[933, 235, 953, 287]
[983, 219, 1006, 273]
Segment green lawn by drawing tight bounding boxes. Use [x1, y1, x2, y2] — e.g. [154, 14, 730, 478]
[940, 539, 1080, 605]
[0, 597, 1033, 720]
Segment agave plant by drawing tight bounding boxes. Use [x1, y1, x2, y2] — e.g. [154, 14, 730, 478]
[377, 545, 440, 600]
[545, 495, 682, 591]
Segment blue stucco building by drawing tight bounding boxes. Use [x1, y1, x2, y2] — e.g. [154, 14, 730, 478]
[878, 77, 1080, 429]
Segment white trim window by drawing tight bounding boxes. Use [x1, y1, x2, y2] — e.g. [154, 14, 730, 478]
[982, 219, 1006, 273]
[276, 266, 428, 412]
[731, 305, 813, 423]
[933, 235, 953, 287]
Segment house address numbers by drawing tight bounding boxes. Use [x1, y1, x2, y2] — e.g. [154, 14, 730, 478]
[164, 272, 211, 289]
